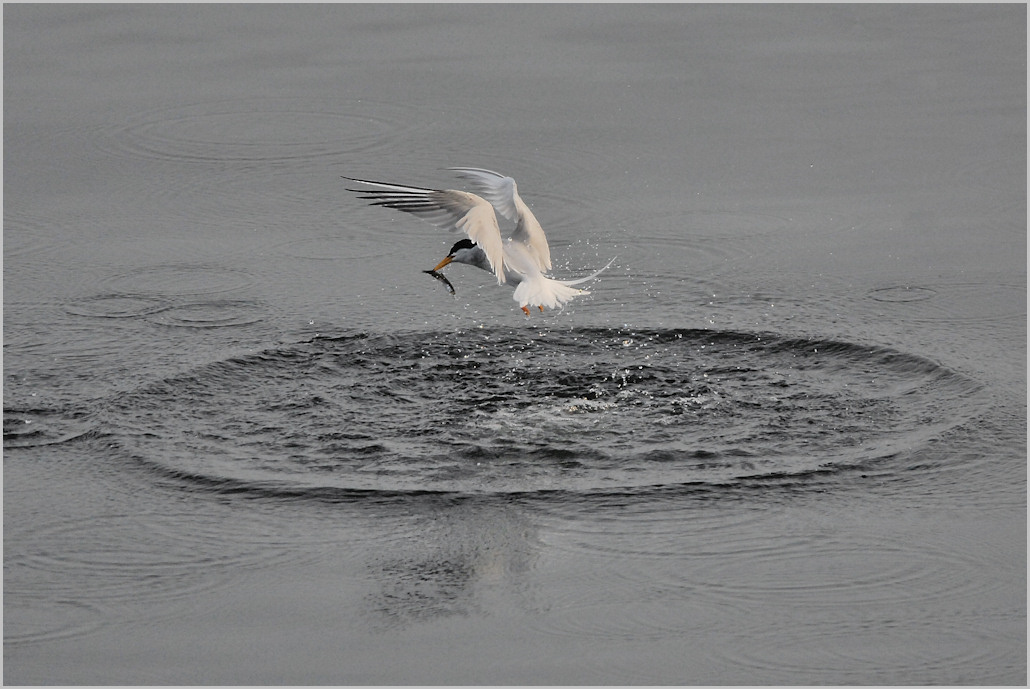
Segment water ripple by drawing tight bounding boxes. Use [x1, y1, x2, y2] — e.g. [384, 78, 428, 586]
[866, 281, 1025, 324]
[713, 613, 1019, 684]
[97, 264, 256, 297]
[2, 509, 310, 626]
[65, 294, 172, 319]
[2, 596, 106, 647]
[99, 327, 987, 498]
[93, 97, 431, 163]
[3, 408, 96, 449]
[143, 300, 266, 328]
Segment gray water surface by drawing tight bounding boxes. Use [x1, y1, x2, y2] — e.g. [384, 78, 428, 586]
[4, 5, 1026, 684]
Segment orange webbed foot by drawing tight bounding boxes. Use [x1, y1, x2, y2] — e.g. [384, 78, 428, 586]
[521, 306, 531, 316]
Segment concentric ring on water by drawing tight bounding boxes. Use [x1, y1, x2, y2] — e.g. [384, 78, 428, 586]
[867, 282, 1025, 324]
[65, 294, 172, 319]
[868, 286, 938, 303]
[143, 300, 266, 328]
[92, 97, 431, 162]
[97, 264, 255, 297]
[104, 327, 985, 498]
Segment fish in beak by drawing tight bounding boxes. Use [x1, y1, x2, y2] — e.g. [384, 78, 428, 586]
[423, 260, 456, 295]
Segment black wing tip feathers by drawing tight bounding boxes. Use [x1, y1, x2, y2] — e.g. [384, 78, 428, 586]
[341, 175, 437, 194]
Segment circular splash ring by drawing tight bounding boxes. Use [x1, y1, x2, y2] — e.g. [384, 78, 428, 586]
[102, 328, 983, 498]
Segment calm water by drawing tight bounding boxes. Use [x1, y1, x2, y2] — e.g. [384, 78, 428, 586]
[4, 5, 1026, 684]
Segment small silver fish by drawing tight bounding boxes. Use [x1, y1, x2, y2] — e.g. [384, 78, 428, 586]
[423, 269, 456, 295]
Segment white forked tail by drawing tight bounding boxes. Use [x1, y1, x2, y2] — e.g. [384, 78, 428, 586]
[512, 258, 616, 310]
[513, 275, 590, 310]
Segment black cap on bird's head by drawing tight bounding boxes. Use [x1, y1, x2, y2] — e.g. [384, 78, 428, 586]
[428, 238, 476, 272]
[426, 238, 473, 271]
[447, 238, 476, 256]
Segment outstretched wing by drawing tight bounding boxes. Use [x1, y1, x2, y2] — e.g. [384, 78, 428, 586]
[448, 167, 552, 273]
[344, 176, 506, 284]
[447, 167, 519, 222]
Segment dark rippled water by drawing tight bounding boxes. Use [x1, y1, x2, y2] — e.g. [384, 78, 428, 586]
[5, 5, 1025, 684]
[100, 327, 985, 497]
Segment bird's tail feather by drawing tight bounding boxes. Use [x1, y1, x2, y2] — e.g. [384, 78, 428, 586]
[512, 257, 616, 310]
[513, 276, 588, 310]
[556, 257, 616, 287]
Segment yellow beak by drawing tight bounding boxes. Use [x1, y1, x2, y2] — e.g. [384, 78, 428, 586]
[430, 255, 453, 272]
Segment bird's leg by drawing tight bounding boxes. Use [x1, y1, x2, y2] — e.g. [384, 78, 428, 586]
[538, 305, 544, 312]
[521, 305, 531, 317]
